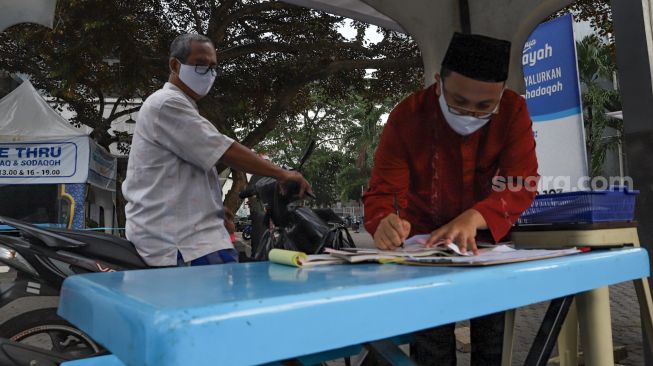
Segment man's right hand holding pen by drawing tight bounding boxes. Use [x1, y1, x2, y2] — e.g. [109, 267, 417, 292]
[374, 193, 411, 251]
[373, 213, 411, 250]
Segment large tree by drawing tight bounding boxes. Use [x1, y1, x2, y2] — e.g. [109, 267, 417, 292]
[179, 0, 422, 207]
[0, 0, 422, 221]
[0, 0, 172, 149]
[258, 87, 396, 207]
[557, 0, 613, 43]
[0, 0, 173, 228]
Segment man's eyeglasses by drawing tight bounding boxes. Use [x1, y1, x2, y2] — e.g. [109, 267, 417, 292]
[446, 103, 500, 119]
[193, 64, 219, 76]
[442, 82, 503, 119]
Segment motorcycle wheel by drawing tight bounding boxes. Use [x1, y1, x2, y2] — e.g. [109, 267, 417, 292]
[0, 308, 103, 359]
[242, 230, 252, 240]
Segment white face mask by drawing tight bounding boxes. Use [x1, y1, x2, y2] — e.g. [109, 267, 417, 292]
[438, 84, 492, 136]
[177, 61, 216, 97]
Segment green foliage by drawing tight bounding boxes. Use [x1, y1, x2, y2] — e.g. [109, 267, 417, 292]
[576, 35, 622, 177]
[1, 0, 423, 214]
[576, 35, 613, 83]
[157, 0, 422, 150]
[341, 95, 392, 174]
[301, 148, 351, 207]
[260, 86, 399, 205]
[0, 0, 426, 223]
[0, 0, 173, 149]
[337, 165, 368, 202]
[0, 0, 422, 153]
[557, 0, 613, 42]
[255, 88, 355, 207]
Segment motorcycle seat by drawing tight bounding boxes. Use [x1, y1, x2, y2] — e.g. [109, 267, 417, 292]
[49, 228, 148, 269]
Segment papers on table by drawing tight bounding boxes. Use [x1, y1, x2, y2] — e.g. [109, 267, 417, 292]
[325, 240, 467, 263]
[268, 235, 581, 268]
[325, 236, 580, 266]
[401, 245, 580, 266]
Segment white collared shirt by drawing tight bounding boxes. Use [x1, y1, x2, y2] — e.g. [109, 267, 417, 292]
[123, 82, 235, 266]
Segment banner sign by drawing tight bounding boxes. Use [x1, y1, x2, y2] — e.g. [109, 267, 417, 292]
[0, 137, 89, 184]
[88, 141, 117, 191]
[523, 13, 588, 193]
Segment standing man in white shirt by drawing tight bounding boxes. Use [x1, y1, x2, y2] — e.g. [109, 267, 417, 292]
[123, 34, 312, 267]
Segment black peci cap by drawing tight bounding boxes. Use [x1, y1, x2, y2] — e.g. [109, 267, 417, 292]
[441, 32, 511, 82]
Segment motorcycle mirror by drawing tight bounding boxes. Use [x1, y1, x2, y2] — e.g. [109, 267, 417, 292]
[297, 140, 316, 171]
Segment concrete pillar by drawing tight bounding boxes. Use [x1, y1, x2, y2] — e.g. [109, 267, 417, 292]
[612, 0, 653, 363]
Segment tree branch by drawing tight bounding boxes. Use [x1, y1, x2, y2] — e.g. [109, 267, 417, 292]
[95, 88, 105, 120]
[208, 0, 238, 44]
[241, 80, 309, 147]
[239, 55, 421, 148]
[209, 1, 295, 44]
[198, 94, 237, 138]
[217, 40, 370, 60]
[108, 96, 124, 120]
[108, 105, 142, 122]
[181, 0, 204, 34]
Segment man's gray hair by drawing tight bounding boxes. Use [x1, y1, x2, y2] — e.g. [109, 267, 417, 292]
[170, 34, 214, 63]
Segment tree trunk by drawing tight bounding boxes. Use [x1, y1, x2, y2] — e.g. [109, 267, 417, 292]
[223, 169, 248, 215]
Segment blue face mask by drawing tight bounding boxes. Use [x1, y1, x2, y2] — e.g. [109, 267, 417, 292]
[438, 84, 492, 136]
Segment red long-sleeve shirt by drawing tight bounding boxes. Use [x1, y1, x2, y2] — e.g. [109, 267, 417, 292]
[363, 84, 539, 242]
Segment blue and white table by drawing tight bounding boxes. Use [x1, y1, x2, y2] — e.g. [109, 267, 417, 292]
[59, 248, 650, 366]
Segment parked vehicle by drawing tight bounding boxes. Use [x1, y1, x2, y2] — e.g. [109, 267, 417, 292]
[0, 167, 350, 365]
[241, 222, 253, 241]
[351, 216, 361, 233]
[0, 216, 149, 359]
[234, 217, 249, 232]
[0, 138, 353, 364]
[240, 141, 356, 260]
[0, 337, 82, 365]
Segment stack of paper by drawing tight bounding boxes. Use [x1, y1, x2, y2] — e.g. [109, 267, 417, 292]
[323, 245, 458, 263]
[268, 236, 581, 268]
[400, 245, 580, 266]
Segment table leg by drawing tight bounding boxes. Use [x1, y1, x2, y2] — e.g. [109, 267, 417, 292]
[556, 300, 578, 366]
[629, 231, 653, 364]
[524, 296, 575, 366]
[576, 287, 614, 366]
[363, 339, 417, 366]
[502, 309, 515, 366]
[633, 277, 653, 356]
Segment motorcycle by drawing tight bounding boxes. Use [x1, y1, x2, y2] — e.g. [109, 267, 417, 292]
[0, 140, 350, 364]
[0, 337, 83, 366]
[241, 222, 252, 241]
[0, 216, 150, 361]
[0, 175, 351, 365]
[351, 217, 361, 233]
[240, 140, 356, 260]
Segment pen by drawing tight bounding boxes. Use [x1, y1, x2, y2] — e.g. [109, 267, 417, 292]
[393, 193, 405, 249]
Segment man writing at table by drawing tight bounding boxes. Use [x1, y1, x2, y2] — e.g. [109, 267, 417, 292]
[363, 33, 539, 365]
